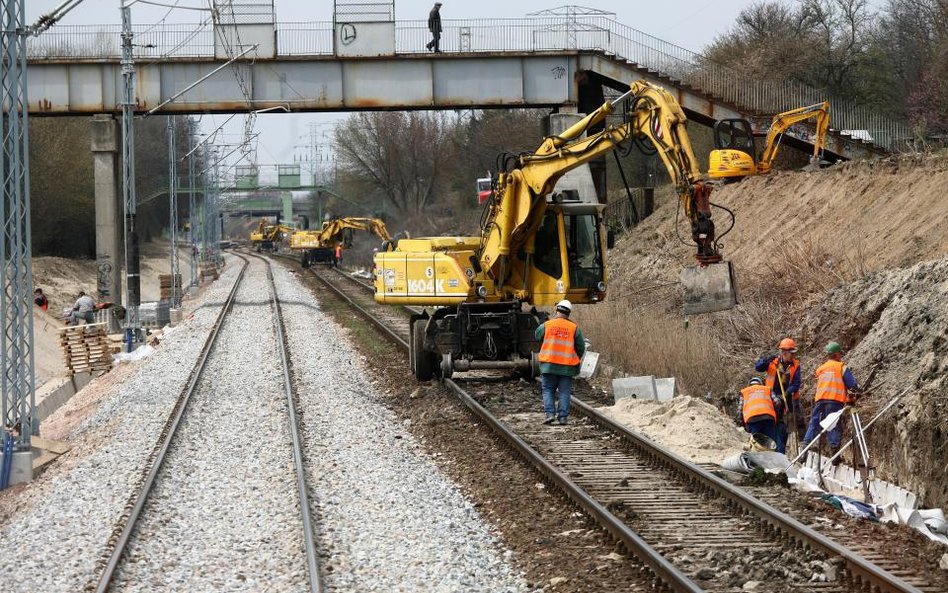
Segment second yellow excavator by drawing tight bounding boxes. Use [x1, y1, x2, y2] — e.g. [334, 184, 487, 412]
[250, 220, 294, 252]
[708, 102, 830, 180]
[290, 217, 392, 267]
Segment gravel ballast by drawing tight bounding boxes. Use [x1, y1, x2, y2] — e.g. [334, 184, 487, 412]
[272, 263, 531, 593]
[111, 257, 307, 592]
[0, 258, 241, 592]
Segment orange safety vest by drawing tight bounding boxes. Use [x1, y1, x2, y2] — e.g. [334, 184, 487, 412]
[538, 317, 580, 366]
[335, 245, 342, 258]
[765, 357, 800, 400]
[814, 359, 849, 403]
[741, 384, 776, 423]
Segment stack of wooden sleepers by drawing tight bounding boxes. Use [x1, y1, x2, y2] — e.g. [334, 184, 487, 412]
[59, 323, 113, 377]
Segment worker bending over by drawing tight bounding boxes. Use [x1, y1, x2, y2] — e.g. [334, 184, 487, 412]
[755, 338, 802, 453]
[535, 299, 585, 426]
[802, 341, 861, 457]
[70, 291, 96, 325]
[738, 377, 782, 446]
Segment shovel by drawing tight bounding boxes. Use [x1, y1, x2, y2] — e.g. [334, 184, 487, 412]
[680, 261, 738, 315]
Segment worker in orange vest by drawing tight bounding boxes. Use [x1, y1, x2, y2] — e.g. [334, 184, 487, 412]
[802, 341, 861, 454]
[738, 377, 782, 445]
[755, 337, 802, 453]
[334, 244, 343, 267]
[535, 299, 585, 426]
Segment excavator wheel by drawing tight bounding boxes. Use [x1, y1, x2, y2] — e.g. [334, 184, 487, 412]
[412, 320, 436, 381]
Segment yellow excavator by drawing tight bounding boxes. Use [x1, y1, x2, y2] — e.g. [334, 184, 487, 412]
[374, 79, 738, 381]
[290, 217, 392, 267]
[708, 102, 830, 180]
[250, 220, 294, 252]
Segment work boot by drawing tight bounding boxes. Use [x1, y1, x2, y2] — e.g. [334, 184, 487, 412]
[558, 417, 568, 426]
[543, 414, 555, 425]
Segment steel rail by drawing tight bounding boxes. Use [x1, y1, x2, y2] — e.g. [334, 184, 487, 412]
[310, 263, 923, 593]
[302, 263, 702, 592]
[306, 265, 410, 349]
[569, 398, 922, 593]
[249, 252, 324, 593]
[90, 254, 249, 593]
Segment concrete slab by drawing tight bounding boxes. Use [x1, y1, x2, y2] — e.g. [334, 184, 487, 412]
[0, 450, 35, 486]
[578, 351, 599, 380]
[613, 376, 657, 401]
[655, 377, 676, 402]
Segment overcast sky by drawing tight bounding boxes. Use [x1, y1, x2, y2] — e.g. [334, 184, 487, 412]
[27, 1, 759, 181]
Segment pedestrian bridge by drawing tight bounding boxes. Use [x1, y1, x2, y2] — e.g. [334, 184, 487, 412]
[26, 16, 903, 160]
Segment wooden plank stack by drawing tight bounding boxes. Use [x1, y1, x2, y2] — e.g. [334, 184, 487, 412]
[159, 274, 182, 300]
[59, 323, 113, 377]
[199, 262, 220, 282]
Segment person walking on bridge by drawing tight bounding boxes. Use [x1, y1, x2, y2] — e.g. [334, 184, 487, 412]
[802, 341, 861, 458]
[536, 300, 585, 426]
[755, 338, 802, 453]
[426, 2, 442, 53]
[738, 377, 781, 447]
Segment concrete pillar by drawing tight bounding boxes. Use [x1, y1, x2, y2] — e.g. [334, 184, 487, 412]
[90, 115, 123, 303]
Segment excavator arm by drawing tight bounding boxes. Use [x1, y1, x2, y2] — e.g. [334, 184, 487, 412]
[758, 102, 830, 173]
[480, 80, 724, 294]
[318, 217, 392, 247]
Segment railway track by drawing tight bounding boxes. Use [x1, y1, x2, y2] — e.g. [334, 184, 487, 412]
[301, 259, 932, 593]
[86, 253, 323, 593]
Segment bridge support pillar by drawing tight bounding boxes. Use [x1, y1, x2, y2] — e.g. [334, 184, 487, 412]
[90, 115, 123, 303]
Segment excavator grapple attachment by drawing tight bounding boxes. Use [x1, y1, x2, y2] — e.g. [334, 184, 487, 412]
[680, 261, 738, 315]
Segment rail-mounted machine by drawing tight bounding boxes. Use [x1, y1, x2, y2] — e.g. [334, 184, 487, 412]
[290, 217, 392, 267]
[374, 80, 739, 380]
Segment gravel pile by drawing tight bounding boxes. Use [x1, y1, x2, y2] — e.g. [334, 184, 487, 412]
[272, 263, 531, 593]
[0, 258, 241, 592]
[112, 257, 307, 592]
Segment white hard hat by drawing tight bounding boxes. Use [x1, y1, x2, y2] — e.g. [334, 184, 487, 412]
[555, 299, 572, 313]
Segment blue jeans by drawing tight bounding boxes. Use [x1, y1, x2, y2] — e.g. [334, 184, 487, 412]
[803, 400, 845, 448]
[745, 417, 778, 446]
[541, 374, 572, 420]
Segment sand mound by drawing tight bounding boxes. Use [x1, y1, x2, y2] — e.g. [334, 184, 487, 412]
[599, 395, 748, 465]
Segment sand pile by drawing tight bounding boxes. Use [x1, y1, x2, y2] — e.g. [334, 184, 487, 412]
[599, 395, 748, 465]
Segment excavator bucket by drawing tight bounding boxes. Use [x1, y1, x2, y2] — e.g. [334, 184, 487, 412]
[680, 261, 738, 315]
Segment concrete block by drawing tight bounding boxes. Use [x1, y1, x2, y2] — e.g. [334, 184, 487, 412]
[578, 351, 599, 379]
[0, 450, 34, 486]
[170, 308, 183, 326]
[655, 377, 676, 402]
[613, 376, 657, 401]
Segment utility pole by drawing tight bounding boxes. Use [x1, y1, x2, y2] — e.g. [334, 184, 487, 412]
[187, 119, 198, 287]
[1, 0, 37, 461]
[120, 4, 141, 350]
[167, 116, 179, 306]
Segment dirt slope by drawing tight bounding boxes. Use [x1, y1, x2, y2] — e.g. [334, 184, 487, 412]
[611, 153, 948, 291]
[800, 259, 948, 507]
[602, 153, 948, 507]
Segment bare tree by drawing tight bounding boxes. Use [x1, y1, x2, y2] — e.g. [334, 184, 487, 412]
[334, 111, 457, 217]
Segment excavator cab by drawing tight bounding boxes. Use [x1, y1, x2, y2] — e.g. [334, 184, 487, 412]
[708, 118, 759, 180]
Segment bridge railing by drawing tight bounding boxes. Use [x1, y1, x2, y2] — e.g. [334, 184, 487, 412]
[27, 16, 910, 151]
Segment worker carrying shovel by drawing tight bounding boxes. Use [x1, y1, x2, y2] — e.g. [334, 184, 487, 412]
[755, 338, 802, 455]
[801, 341, 862, 462]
